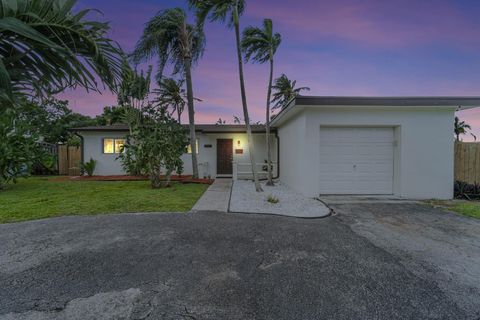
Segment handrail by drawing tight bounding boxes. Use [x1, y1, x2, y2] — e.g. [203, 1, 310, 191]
[232, 161, 278, 181]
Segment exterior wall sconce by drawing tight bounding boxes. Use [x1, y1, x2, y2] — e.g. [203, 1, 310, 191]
[235, 139, 243, 154]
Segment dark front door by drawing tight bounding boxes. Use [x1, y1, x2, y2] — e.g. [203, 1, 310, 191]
[217, 139, 233, 175]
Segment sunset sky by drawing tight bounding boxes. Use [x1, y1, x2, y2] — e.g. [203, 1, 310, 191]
[62, 0, 480, 140]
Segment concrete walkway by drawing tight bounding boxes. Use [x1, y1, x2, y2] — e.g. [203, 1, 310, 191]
[191, 179, 232, 212]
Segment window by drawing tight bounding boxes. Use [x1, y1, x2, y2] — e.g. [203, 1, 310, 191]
[186, 139, 199, 154]
[103, 138, 125, 154]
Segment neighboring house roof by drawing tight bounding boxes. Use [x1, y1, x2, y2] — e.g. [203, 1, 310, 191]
[270, 95, 480, 127]
[71, 124, 275, 133]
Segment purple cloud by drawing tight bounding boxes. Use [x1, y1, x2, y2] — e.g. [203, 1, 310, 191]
[62, 0, 480, 133]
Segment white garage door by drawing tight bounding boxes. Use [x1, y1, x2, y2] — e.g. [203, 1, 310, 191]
[319, 127, 394, 195]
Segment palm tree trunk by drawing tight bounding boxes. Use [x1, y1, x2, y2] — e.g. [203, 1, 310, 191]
[184, 58, 199, 179]
[265, 57, 274, 186]
[234, 4, 262, 192]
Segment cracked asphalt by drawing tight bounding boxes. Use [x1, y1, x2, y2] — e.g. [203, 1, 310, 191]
[0, 203, 479, 319]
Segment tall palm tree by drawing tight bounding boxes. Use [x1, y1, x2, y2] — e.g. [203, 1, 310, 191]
[154, 78, 186, 123]
[189, 0, 263, 192]
[132, 8, 205, 179]
[0, 0, 124, 107]
[241, 19, 281, 186]
[271, 74, 310, 110]
[454, 116, 476, 141]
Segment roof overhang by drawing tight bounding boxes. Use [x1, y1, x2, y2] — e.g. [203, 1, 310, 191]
[70, 124, 275, 134]
[270, 96, 480, 127]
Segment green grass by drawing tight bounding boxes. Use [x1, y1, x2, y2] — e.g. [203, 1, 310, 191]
[426, 200, 480, 219]
[0, 176, 209, 223]
[448, 202, 480, 219]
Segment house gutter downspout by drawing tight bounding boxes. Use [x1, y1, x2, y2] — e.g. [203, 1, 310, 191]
[274, 131, 280, 179]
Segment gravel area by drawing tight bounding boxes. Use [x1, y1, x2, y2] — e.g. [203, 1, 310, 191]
[229, 180, 331, 218]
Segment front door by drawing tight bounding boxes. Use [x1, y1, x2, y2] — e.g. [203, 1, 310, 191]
[217, 139, 233, 175]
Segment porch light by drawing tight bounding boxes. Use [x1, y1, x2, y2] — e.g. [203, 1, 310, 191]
[237, 139, 241, 148]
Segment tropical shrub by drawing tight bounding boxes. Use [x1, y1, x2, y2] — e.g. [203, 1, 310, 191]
[0, 111, 41, 190]
[120, 106, 188, 188]
[267, 195, 279, 204]
[1, 0, 124, 187]
[454, 181, 480, 199]
[81, 158, 97, 176]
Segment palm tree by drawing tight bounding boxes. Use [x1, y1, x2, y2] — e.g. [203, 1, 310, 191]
[455, 116, 476, 141]
[241, 19, 281, 186]
[154, 78, 186, 123]
[132, 8, 205, 179]
[153, 78, 203, 124]
[189, 0, 263, 192]
[0, 0, 124, 107]
[271, 74, 310, 110]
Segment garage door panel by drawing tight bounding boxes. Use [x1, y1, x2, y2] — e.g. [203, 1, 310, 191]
[319, 127, 394, 195]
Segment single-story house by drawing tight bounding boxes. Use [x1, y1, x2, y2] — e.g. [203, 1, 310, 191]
[73, 124, 279, 180]
[73, 96, 480, 199]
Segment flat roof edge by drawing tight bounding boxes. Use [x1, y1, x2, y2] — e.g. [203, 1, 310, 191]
[295, 96, 480, 106]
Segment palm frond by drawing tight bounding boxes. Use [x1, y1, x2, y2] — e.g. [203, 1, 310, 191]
[271, 74, 310, 110]
[241, 18, 281, 64]
[0, 0, 125, 102]
[188, 0, 245, 28]
[131, 7, 205, 80]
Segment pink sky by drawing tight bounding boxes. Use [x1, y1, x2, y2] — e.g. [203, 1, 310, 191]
[62, 0, 480, 141]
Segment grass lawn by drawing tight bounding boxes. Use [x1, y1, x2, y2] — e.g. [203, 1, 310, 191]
[0, 176, 209, 223]
[426, 200, 480, 219]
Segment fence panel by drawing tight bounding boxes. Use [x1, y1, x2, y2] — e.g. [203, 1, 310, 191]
[455, 142, 480, 184]
[58, 145, 82, 176]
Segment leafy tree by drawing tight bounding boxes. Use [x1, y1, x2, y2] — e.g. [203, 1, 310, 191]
[454, 116, 476, 141]
[216, 118, 227, 125]
[117, 62, 152, 110]
[115, 64, 152, 175]
[132, 8, 205, 179]
[242, 18, 281, 185]
[0, 111, 42, 190]
[95, 106, 127, 126]
[271, 74, 310, 110]
[120, 106, 188, 188]
[0, 0, 124, 189]
[18, 98, 95, 144]
[189, 0, 263, 191]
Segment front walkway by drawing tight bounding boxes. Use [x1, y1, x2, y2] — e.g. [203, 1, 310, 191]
[191, 179, 232, 212]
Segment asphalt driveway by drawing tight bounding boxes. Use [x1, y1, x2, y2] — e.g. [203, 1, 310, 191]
[0, 203, 479, 319]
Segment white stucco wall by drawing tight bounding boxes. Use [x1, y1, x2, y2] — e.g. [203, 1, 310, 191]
[80, 131, 277, 178]
[277, 106, 455, 199]
[182, 133, 278, 179]
[81, 131, 126, 176]
[277, 112, 308, 194]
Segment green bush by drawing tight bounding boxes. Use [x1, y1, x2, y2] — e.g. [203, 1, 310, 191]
[81, 158, 97, 176]
[267, 195, 279, 204]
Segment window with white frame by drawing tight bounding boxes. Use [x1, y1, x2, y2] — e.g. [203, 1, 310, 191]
[103, 138, 125, 154]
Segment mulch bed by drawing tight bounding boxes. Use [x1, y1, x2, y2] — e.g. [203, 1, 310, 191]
[70, 175, 214, 185]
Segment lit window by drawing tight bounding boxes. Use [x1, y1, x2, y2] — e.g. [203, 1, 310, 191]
[104, 138, 125, 154]
[115, 139, 125, 153]
[186, 139, 199, 154]
[103, 139, 114, 153]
